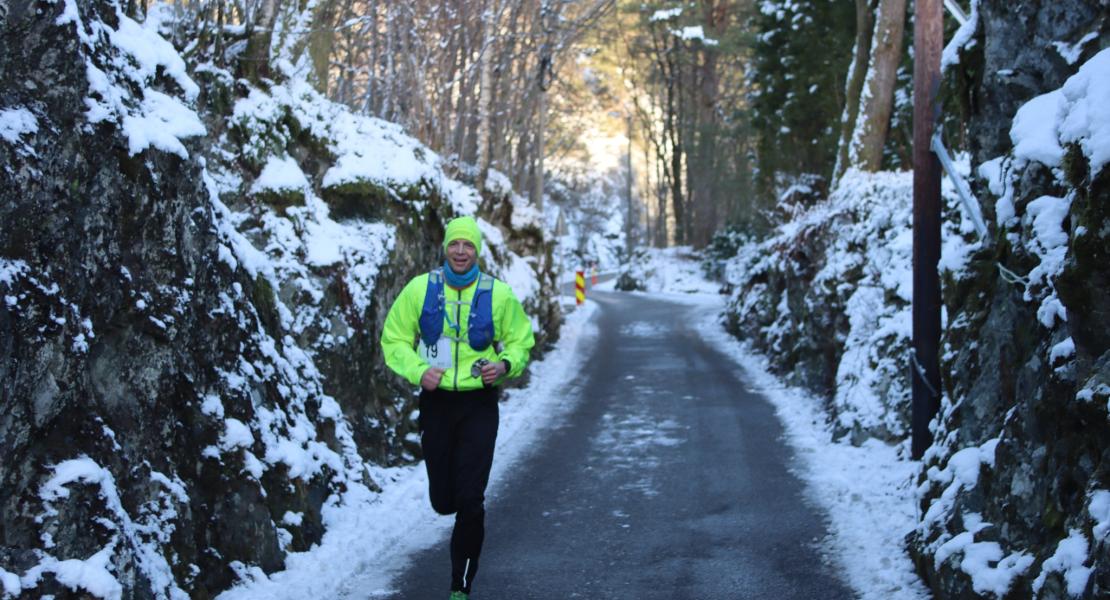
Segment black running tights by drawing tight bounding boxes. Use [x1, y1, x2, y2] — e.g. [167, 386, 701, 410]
[419, 387, 499, 594]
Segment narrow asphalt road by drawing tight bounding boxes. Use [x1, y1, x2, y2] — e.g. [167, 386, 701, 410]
[386, 290, 853, 599]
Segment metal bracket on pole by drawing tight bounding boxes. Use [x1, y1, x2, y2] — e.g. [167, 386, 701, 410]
[943, 0, 968, 24]
[997, 263, 1028, 288]
[931, 130, 989, 240]
[910, 349, 941, 399]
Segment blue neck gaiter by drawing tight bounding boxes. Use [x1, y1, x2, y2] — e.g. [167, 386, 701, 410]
[443, 262, 479, 288]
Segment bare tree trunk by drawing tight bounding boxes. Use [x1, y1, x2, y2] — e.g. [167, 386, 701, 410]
[642, 122, 653, 246]
[647, 21, 684, 245]
[434, 27, 460, 150]
[666, 59, 685, 246]
[361, 0, 379, 114]
[833, 0, 877, 182]
[240, 0, 282, 83]
[656, 149, 668, 246]
[638, 125, 650, 245]
[625, 111, 635, 255]
[532, 89, 546, 210]
[848, 0, 907, 172]
[449, 21, 473, 164]
[695, 0, 724, 247]
[308, 0, 339, 94]
[490, 0, 524, 174]
[215, 0, 225, 63]
[382, 3, 396, 121]
[530, 0, 549, 210]
[475, 0, 501, 189]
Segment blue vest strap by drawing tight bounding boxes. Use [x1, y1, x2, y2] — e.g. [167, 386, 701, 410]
[418, 270, 445, 347]
[467, 274, 495, 351]
[419, 270, 496, 351]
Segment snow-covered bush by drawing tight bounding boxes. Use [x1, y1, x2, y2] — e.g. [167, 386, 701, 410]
[722, 167, 975, 443]
[701, 226, 750, 281]
[615, 248, 650, 291]
[615, 246, 722, 294]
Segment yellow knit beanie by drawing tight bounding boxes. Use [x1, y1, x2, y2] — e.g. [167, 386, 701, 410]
[443, 216, 482, 255]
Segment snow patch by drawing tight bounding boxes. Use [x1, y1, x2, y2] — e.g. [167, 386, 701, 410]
[1050, 337, 1075, 363]
[484, 168, 513, 197]
[1091, 490, 1110, 540]
[68, 4, 206, 158]
[920, 437, 1000, 532]
[1058, 48, 1110, 175]
[1022, 194, 1073, 328]
[0, 107, 38, 143]
[958, 540, 1034, 597]
[1010, 48, 1110, 176]
[1032, 530, 1093, 596]
[1052, 32, 1099, 66]
[1011, 90, 1065, 168]
[251, 155, 310, 194]
[650, 7, 682, 21]
[121, 90, 205, 158]
[19, 456, 189, 599]
[673, 25, 718, 45]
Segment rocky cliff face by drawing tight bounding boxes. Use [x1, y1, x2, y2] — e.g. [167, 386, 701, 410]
[0, 2, 558, 598]
[907, 1, 1110, 597]
[718, 0, 1109, 597]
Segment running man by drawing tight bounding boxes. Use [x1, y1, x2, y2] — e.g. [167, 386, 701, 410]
[380, 216, 535, 600]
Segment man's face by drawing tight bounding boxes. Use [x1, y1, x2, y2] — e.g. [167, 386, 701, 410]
[446, 239, 477, 274]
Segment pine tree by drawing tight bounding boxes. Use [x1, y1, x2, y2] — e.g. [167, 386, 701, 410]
[748, 0, 855, 202]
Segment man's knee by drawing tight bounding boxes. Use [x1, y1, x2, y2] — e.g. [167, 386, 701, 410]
[455, 495, 485, 520]
[430, 488, 457, 515]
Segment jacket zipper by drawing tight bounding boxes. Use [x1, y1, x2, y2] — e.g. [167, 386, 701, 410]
[452, 287, 461, 390]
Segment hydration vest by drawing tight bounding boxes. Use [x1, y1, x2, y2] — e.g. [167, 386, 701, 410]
[418, 269, 495, 351]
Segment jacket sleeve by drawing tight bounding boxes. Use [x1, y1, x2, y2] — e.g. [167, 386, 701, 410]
[380, 277, 428, 386]
[496, 285, 535, 379]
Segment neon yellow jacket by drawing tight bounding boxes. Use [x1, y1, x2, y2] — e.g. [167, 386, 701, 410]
[380, 272, 535, 391]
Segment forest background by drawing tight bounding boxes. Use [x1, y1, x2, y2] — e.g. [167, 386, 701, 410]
[154, 0, 931, 253]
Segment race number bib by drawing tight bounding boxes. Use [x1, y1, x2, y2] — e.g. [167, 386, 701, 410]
[417, 337, 453, 370]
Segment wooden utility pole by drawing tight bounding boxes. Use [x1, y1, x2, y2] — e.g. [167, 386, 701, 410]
[911, 0, 943, 460]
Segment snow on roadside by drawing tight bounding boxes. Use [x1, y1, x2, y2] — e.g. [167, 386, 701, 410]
[618, 254, 930, 600]
[611, 246, 722, 295]
[216, 300, 600, 600]
[721, 343, 930, 599]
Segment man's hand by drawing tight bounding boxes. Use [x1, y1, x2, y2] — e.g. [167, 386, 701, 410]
[480, 360, 507, 385]
[421, 367, 445, 391]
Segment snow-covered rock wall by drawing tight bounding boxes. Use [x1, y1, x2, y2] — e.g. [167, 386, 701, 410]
[907, 1, 1110, 597]
[719, 168, 975, 444]
[0, 2, 558, 598]
[719, 0, 1109, 597]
